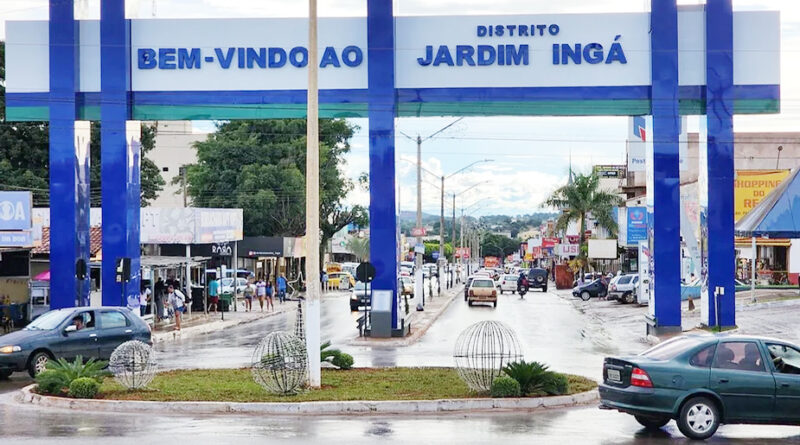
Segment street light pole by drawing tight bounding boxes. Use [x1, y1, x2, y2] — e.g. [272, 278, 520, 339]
[305, 0, 321, 388]
[415, 135, 424, 307]
[439, 175, 444, 295]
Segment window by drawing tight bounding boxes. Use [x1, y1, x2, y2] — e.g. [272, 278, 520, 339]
[640, 336, 707, 360]
[712, 342, 765, 372]
[767, 343, 800, 375]
[73, 311, 96, 330]
[100, 311, 129, 329]
[472, 280, 494, 288]
[690, 344, 717, 368]
[618, 276, 632, 284]
[25, 310, 69, 331]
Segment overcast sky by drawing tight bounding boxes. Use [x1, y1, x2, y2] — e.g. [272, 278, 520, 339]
[1, 0, 797, 216]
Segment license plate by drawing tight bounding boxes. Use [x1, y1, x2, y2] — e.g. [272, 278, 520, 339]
[607, 369, 621, 382]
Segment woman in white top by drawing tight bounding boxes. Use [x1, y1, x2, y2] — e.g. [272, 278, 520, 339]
[167, 284, 186, 331]
[139, 285, 151, 317]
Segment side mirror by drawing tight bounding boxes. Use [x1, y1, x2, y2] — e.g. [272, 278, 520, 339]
[64, 325, 77, 334]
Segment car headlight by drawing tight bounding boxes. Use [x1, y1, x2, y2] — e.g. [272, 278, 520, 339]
[0, 345, 21, 354]
[350, 294, 358, 300]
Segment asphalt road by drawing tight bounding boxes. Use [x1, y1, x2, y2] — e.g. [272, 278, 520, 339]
[3, 286, 800, 443]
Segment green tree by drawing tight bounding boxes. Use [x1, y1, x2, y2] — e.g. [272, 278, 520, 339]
[480, 233, 521, 259]
[182, 119, 368, 258]
[1, 42, 164, 206]
[346, 237, 370, 262]
[543, 172, 623, 258]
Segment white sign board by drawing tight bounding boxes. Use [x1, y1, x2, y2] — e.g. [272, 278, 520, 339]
[588, 239, 618, 259]
[6, 12, 779, 94]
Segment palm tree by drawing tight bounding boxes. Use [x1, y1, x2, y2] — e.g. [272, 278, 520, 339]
[544, 172, 624, 257]
[346, 237, 370, 262]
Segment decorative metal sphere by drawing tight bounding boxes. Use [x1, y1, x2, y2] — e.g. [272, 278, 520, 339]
[453, 320, 523, 392]
[109, 340, 157, 389]
[251, 331, 308, 394]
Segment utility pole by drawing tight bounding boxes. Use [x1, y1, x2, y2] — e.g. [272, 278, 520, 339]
[415, 135, 424, 307]
[180, 166, 188, 207]
[438, 175, 444, 295]
[305, 0, 321, 388]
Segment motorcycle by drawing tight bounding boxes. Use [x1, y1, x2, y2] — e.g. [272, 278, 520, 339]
[517, 279, 529, 298]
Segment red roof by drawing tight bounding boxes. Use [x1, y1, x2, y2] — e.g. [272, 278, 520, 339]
[32, 227, 103, 256]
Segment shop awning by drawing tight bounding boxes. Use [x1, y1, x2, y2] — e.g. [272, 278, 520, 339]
[139, 256, 210, 269]
[734, 237, 791, 247]
[735, 168, 800, 238]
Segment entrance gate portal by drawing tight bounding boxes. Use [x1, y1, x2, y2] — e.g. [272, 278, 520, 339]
[4, 1, 780, 333]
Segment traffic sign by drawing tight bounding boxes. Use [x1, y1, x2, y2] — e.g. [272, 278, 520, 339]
[432, 251, 440, 260]
[356, 262, 376, 283]
[411, 227, 426, 237]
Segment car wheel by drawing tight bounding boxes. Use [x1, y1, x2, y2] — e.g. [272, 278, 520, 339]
[468, 301, 473, 307]
[0, 369, 12, 380]
[624, 292, 636, 304]
[543, 286, 548, 293]
[511, 291, 515, 295]
[28, 351, 52, 377]
[635, 415, 670, 430]
[350, 303, 359, 311]
[678, 396, 720, 440]
[499, 290, 503, 295]
[493, 301, 497, 308]
[580, 291, 591, 301]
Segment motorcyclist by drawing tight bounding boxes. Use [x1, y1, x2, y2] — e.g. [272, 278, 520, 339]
[517, 272, 529, 295]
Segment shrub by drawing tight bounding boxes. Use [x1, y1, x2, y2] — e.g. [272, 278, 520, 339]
[68, 377, 99, 399]
[490, 375, 521, 398]
[331, 352, 354, 370]
[542, 373, 569, 395]
[502, 360, 550, 395]
[36, 370, 69, 395]
[320, 341, 341, 363]
[35, 356, 109, 395]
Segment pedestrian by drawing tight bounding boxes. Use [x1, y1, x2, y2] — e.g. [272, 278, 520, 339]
[265, 280, 275, 311]
[321, 270, 329, 292]
[243, 280, 255, 312]
[166, 284, 186, 331]
[277, 274, 287, 303]
[139, 283, 151, 317]
[154, 277, 165, 321]
[256, 279, 267, 312]
[208, 276, 220, 314]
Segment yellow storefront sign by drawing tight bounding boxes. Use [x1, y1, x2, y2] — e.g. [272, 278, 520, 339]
[734, 170, 790, 221]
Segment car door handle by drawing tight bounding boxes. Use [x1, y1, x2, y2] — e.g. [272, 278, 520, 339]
[781, 383, 791, 388]
[89, 333, 97, 338]
[718, 378, 729, 384]
[125, 329, 132, 333]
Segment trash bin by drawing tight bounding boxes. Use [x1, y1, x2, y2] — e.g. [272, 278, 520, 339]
[219, 292, 234, 312]
[369, 290, 394, 338]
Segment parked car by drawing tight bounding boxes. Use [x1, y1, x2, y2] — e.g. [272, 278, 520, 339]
[526, 268, 549, 292]
[221, 277, 248, 295]
[498, 274, 519, 294]
[399, 276, 415, 297]
[467, 277, 498, 307]
[0, 306, 151, 378]
[600, 334, 800, 440]
[328, 272, 355, 290]
[608, 274, 640, 304]
[573, 278, 608, 300]
[464, 275, 477, 301]
[349, 282, 370, 311]
[573, 272, 603, 288]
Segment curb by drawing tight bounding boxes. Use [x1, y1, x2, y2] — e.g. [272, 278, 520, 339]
[349, 285, 461, 347]
[16, 384, 599, 416]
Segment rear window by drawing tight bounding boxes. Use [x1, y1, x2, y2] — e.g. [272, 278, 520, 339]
[100, 311, 129, 329]
[472, 280, 494, 288]
[639, 336, 708, 360]
[617, 276, 632, 284]
[504, 275, 517, 281]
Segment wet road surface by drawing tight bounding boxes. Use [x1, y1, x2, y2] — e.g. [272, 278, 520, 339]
[4, 288, 800, 442]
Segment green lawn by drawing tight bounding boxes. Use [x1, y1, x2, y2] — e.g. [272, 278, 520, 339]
[98, 368, 596, 403]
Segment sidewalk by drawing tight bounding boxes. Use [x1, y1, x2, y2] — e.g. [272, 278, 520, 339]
[349, 282, 462, 347]
[151, 300, 297, 343]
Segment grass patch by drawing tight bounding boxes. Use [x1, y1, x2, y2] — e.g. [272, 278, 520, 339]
[98, 368, 596, 402]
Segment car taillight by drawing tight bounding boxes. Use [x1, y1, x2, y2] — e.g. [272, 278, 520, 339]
[492, 290, 497, 297]
[630, 367, 653, 388]
[469, 290, 474, 296]
[611, 285, 616, 291]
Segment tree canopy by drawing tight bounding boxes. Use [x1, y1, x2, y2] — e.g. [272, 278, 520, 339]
[182, 119, 368, 254]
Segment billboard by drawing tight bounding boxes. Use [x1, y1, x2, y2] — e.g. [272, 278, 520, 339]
[626, 207, 648, 245]
[734, 170, 791, 221]
[0, 191, 32, 231]
[588, 239, 618, 259]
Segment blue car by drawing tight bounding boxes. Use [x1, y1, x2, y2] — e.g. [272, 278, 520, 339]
[0, 306, 151, 378]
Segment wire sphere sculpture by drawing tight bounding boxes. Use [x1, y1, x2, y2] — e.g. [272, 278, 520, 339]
[109, 340, 157, 389]
[453, 320, 523, 392]
[251, 331, 308, 394]
[294, 299, 305, 341]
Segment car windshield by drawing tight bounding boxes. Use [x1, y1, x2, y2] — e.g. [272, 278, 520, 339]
[639, 336, 709, 360]
[472, 280, 494, 288]
[25, 310, 68, 331]
[618, 276, 632, 284]
[221, 278, 233, 286]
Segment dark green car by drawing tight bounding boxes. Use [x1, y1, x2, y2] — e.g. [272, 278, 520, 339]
[600, 334, 800, 440]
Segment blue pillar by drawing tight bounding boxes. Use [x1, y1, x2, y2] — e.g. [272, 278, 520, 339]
[649, 0, 682, 332]
[367, 0, 399, 328]
[49, 0, 90, 309]
[100, 0, 140, 306]
[705, 0, 735, 327]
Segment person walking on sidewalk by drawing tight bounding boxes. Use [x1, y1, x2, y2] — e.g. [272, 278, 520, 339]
[321, 270, 329, 292]
[208, 277, 220, 314]
[243, 281, 255, 312]
[265, 280, 275, 312]
[167, 284, 186, 331]
[139, 283, 151, 317]
[277, 274, 287, 303]
[154, 277, 165, 321]
[256, 279, 267, 312]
